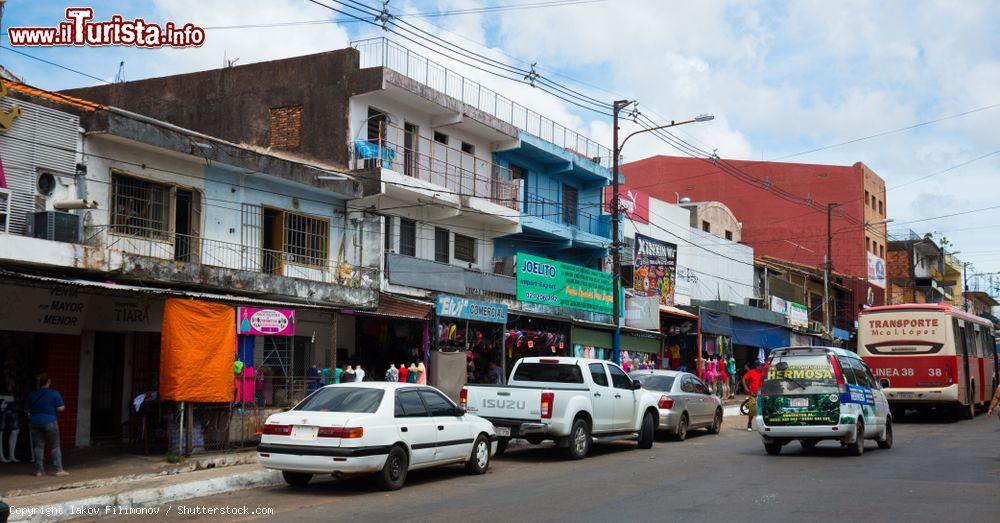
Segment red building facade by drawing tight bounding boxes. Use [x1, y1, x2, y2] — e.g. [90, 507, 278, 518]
[622, 155, 887, 309]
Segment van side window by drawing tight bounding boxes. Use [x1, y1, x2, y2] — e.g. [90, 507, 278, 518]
[837, 357, 859, 386]
[850, 359, 875, 389]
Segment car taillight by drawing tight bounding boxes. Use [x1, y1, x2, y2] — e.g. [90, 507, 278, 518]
[541, 392, 554, 419]
[828, 354, 848, 393]
[658, 395, 674, 409]
[539, 358, 559, 363]
[460, 388, 468, 408]
[318, 426, 364, 438]
[263, 424, 291, 436]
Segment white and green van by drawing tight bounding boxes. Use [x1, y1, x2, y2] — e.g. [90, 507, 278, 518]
[756, 346, 893, 456]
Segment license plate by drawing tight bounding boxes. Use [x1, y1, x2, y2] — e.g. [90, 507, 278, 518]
[894, 392, 914, 398]
[290, 426, 318, 440]
[495, 426, 511, 437]
[790, 398, 809, 407]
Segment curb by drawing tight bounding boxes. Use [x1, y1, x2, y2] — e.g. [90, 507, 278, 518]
[8, 467, 281, 523]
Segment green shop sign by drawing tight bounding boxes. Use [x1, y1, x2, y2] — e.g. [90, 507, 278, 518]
[516, 253, 613, 314]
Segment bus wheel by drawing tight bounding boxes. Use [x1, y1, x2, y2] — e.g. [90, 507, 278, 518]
[960, 402, 975, 420]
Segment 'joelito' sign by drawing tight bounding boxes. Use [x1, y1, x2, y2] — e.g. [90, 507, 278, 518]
[436, 295, 508, 324]
[516, 253, 613, 314]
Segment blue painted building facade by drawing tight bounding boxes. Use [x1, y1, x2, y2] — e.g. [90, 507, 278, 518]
[493, 131, 613, 269]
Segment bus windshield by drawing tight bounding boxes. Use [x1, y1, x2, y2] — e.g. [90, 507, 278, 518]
[761, 353, 838, 395]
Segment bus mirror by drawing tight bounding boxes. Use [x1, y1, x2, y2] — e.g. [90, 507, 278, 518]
[878, 378, 890, 389]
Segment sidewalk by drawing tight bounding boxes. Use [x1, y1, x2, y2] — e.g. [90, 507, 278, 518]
[2, 450, 277, 522]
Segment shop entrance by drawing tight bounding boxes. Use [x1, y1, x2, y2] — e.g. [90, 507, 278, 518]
[356, 316, 423, 382]
[91, 332, 125, 442]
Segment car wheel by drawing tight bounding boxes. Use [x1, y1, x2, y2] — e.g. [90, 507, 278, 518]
[877, 418, 893, 449]
[563, 418, 591, 460]
[374, 446, 408, 491]
[671, 413, 689, 441]
[465, 435, 491, 475]
[708, 408, 723, 435]
[848, 421, 865, 456]
[637, 412, 655, 449]
[494, 437, 510, 456]
[764, 442, 782, 455]
[281, 471, 312, 487]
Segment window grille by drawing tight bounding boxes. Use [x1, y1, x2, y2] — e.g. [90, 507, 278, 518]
[284, 212, 329, 266]
[110, 173, 170, 239]
[454, 234, 476, 263]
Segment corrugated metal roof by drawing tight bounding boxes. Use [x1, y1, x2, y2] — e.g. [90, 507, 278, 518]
[346, 293, 433, 320]
[4, 80, 103, 111]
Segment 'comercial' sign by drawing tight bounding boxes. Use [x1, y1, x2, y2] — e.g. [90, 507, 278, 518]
[516, 253, 613, 314]
[435, 294, 508, 324]
[237, 307, 296, 336]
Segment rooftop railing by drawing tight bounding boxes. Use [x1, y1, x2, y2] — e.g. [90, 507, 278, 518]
[352, 37, 611, 168]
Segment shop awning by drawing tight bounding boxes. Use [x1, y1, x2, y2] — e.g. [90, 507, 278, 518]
[660, 305, 698, 320]
[699, 308, 733, 336]
[732, 318, 791, 349]
[348, 293, 433, 321]
[619, 327, 661, 354]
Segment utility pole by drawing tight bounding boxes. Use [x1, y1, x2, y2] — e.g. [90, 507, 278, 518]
[611, 100, 630, 351]
[824, 202, 840, 336]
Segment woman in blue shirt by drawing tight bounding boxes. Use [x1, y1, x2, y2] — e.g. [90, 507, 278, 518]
[25, 373, 68, 477]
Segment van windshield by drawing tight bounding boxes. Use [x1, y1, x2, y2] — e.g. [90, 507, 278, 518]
[761, 353, 838, 395]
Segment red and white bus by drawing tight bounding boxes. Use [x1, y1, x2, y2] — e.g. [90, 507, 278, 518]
[857, 304, 997, 419]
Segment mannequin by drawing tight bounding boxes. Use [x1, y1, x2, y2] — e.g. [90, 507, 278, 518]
[416, 361, 426, 385]
[354, 364, 366, 382]
[385, 364, 399, 382]
[397, 363, 409, 384]
[407, 363, 418, 383]
[343, 366, 355, 383]
[0, 394, 18, 463]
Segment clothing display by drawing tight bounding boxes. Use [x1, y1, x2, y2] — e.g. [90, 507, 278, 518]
[0, 394, 19, 463]
[415, 362, 426, 385]
[385, 365, 399, 382]
[397, 364, 409, 384]
[354, 366, 366, 382]
[439, 321, 504, 384]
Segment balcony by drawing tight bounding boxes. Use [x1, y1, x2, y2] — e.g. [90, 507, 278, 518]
[352, 37, 611, 168]
[385, 253, 515, 300]
[83, 225, 378, 305]
[521, 194, 611, 252]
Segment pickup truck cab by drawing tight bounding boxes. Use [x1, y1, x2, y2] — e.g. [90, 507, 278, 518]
[461, 357, 661, 459]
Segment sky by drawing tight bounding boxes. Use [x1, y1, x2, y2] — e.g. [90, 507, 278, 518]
[2, 0, 999, 287]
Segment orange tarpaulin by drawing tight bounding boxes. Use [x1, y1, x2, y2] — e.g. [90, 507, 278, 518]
[160, 298, 236, 402]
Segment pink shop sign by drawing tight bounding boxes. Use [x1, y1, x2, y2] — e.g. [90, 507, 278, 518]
[237, 307, 296, 336]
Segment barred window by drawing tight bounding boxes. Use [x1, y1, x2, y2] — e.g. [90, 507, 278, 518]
[284, 212, 329, 266]
[454, 234, 476, 263]
[111, 173, 170, 239]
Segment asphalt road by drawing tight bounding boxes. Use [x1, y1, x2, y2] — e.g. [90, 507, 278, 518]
[106, 412, 1000, 523]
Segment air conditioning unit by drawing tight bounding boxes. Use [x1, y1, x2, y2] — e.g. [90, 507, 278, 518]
[26, 211, 80, 243]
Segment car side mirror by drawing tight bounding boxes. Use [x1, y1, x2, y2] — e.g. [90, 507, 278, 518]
[878, 378, 890, 389]
[453, 405, 466, 416]
[631, 381, 642, 390]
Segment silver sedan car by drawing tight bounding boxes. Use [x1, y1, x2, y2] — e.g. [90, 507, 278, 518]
[629, 370, 723, 441]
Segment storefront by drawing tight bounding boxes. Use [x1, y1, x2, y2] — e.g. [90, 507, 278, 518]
[731, 318, 790, 373]
[661, 306, 700, 372]
[340, 293, 432, 386]
[505, 310, 572, 369]
[697, 307, 733, 379]
[618, 328, 662, 371]
[572, 321, 616, 362]
[431, 295, 508, 400]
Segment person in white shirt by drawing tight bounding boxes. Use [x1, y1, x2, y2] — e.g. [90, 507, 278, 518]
[354, 364, 366, 382]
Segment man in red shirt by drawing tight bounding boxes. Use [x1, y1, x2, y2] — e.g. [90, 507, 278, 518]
[741, 361, 766, 431]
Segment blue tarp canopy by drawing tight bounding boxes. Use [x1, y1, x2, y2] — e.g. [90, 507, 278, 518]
[732, 318, 791, 349]
[832, 327, 852, 341]
[699, 309, 733, 336]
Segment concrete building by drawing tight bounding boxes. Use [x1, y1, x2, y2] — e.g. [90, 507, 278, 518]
[621, 155, 889, 315]
[886, 231, 951, 304]
[679, 200, 742, 243]
[0, 81, 378, 452]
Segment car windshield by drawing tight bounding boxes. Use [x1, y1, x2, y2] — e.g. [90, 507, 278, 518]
[293, 387, 384, 413]
[761, 352, 838, 395]
[630, 373, 675, 392]
[512, 363, 584, 383]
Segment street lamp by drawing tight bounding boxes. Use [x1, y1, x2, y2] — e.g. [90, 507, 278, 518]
[610, 101, 713, 351]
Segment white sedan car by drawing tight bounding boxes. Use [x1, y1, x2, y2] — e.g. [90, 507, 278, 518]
[258, 383, 496, 490]
[629, 370, 724, 441]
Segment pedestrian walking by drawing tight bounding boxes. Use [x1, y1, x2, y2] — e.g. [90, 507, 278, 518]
[726, 354, 737, 398]
[718, 357, 729, 398]
[740, 361, 765, 432]
[987, 383, 1000, 416]
[25, 373, 68, 477]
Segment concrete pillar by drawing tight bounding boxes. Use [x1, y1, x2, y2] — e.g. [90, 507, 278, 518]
[75, 331, 95, 448]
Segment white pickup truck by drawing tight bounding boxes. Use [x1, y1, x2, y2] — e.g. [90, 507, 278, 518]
[460, 356, 661, 459]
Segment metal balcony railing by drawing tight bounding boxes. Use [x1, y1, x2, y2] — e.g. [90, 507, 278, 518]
[84, 225, 378, 290]
[523, 194, 609, 238]
[351, 122, 520, 211]
[352, 37, 611, 168]
[888, 229, 921, 242]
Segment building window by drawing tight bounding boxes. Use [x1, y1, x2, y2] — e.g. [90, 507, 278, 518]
[434, 227, 450, 263]
[399, 218, 416, 257]
[461, 141, 475, 155]
[702, 220, 711, 233]
[865, 190, 870, 207]
[878, 199, 883, 215]
[111, 173, 171, 240]
[866, 236, 871, 253]
[433, 131, 449, 145]
[562, 184, 578, 226]
[0, 188, 10, 233]
[510, 164, 527, 181]
[269, 105, 302, 150]
[725, 230, 733, 241]
[879, 244, 884, 258]
[454, 234, 476, 263]
[384, 216, 393, 252]
[284, 212, 330, 266]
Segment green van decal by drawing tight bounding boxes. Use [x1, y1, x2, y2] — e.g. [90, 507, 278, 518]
[760, 394, 839, 426]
